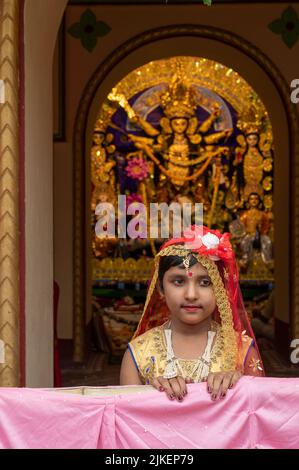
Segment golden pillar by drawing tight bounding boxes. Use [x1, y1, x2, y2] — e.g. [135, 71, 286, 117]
[0, 0, 20, 386]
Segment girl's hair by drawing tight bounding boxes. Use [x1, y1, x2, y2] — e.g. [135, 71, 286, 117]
[158, 253, 199, 290]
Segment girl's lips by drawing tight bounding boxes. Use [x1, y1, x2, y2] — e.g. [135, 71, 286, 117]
[181, 305, 202, 311]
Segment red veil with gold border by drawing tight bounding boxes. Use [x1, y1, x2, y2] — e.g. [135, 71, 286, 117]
[132, 225, 264, 374]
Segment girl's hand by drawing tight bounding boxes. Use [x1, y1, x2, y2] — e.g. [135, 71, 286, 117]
[207, 370, 242, 401]
[151, 376, 194, 402]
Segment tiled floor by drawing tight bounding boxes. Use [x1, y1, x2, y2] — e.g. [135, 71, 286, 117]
[59, 341, 121, 387]
[257, 338, 299, 378]
[61, 355, 120, 387]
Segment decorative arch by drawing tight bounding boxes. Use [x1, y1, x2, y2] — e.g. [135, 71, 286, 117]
[73, 24, 299, 362]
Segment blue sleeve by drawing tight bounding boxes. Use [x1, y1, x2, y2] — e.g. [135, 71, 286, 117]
[243, 339, 254, 367]
[127, 343, 139, 373]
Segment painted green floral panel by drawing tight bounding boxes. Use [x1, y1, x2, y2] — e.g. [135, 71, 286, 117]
[68, 9, 111, 52]
[268, 6, 299, 49]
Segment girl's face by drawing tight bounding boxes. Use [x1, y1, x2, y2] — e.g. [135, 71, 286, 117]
[161, 261, 216, 326]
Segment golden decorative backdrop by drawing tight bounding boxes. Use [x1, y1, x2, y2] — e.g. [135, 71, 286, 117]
[93, 56, 274, 284]
[101, 56, 269, 121]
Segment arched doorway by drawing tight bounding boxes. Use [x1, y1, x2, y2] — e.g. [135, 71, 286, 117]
[89, 55, 275, 366]
[73, 25, 299, 369]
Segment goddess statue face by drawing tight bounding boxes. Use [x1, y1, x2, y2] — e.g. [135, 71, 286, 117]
[246, 133, 259, 148]
[248, 193, 260, 208]
[105, 133, 114, 144]
[171, 118, 188, 135]
[93, 132, 105, 146]
[97, 192, 110, 203]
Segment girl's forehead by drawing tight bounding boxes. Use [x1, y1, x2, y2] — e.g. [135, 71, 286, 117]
[166, 262, 208, 276]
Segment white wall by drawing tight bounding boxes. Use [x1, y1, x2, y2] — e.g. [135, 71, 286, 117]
[24, 0, 68, 387]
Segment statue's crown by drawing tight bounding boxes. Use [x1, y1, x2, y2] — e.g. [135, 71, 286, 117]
[237, 104, 267, 135]
[94, 118, 106, 133]
[161, 63, 197, 119]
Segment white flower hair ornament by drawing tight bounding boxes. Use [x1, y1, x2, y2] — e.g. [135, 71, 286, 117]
[182, 225, 233, 262]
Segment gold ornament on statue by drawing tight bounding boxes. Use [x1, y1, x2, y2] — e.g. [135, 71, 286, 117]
[263, 194, 273, 210]
[236, 102, 266, 136]
[91, 117, 116, 189]
[160, 65, 197, 119]
[235, 107, 272, 200]
[238, 193, 273, 275]
[91, 117, 118, 259]
[91, 182, 117, 258]
[262, 176, 272, 192]
[263, 158, 273, 172]
[108, 62, 232, 195]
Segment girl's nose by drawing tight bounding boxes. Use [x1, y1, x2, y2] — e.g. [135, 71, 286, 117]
[184, 281, 198, 301]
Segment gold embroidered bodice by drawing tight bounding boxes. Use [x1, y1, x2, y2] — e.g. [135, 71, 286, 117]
[129, 321, 253, 384]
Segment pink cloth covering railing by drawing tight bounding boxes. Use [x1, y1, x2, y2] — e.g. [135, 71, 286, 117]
[0, 376, 299, 449]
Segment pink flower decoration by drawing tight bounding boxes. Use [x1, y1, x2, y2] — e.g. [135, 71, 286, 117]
[183, 226, 204, 250]
[126, 157, 149, 181]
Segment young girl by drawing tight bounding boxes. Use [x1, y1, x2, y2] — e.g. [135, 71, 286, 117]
[120, 225, 264, 401]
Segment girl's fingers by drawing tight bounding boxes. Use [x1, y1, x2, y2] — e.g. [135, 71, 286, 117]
[207, 373, 215, 394]
[211, 374, 225, 400]
[177, 375, 188, 398]
[169, 377, 184, 401]
[151, 377, 163, 391]
[185, 376, 194, 384]
[219, 373, 234, 398]
[150, 376, 173, 399]
[216, 371, 243, 399]
[229, 371, 242, 388]
[152, 375, 198, 402]
[158, 377, 176, 400]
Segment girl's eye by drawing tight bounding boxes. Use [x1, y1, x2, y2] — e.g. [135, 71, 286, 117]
[173, 279, 184, 286]
[200, 279, 211, 287]
[171, 279, 211, 287]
